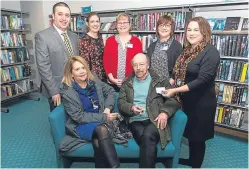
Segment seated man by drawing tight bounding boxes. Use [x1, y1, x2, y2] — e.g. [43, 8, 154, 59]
[118, 53, 180, 168]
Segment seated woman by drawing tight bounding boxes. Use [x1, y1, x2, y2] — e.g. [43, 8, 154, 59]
[59, 56, 120, 168]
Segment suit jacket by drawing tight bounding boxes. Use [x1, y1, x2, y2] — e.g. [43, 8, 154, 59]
[35, 26, 78, 98]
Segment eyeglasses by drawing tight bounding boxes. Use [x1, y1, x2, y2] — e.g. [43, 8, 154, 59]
[132, 63, 146, 68]
[117, 22, 130, 26]
[158, 24, 171, 29]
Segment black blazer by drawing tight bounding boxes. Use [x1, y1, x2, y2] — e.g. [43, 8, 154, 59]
[147, 39, 182, 78]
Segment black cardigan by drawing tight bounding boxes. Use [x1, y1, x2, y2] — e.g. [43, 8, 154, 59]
[147, 39, 182, 78]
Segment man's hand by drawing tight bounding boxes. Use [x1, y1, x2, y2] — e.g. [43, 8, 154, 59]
[131, 105, 144, 115]
[52, 94, 61, 106]
[103, 108, 111, 114]
[154, 113, 168, 130]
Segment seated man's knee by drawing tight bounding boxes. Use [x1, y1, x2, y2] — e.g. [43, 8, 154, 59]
[141, 133, 158, 146]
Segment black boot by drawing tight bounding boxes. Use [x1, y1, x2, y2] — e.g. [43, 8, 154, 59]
[99, 138, 120, 168]
[94, 150, 108, 168]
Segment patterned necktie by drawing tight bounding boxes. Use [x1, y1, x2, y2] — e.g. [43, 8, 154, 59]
[61, 32, 74, 57]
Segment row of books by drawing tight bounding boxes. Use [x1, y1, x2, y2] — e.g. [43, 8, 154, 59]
[211, 35, 248, 57]
[1, 15, 24, 30]
[1, 79, 34, 98]
[1, 48, 29, 65]
[215, 106, 246, 128]
[132, 11, 192, 31]
[207, 17, 248, 31]
[1, 32, 26, 48]
[216, 83, 248, 106]
[216, 60, 248, 83]
[1, 65, 31, 82]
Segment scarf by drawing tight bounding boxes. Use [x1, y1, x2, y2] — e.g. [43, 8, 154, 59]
[173, 41, 207, 102]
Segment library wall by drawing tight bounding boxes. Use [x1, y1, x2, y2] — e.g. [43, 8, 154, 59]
[20, 1, 46, 87]
[1, 0, 21, 11]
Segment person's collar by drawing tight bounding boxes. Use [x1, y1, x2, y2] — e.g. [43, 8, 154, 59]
[53, 24, 66, 35]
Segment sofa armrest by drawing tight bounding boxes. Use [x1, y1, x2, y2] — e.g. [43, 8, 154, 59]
[48, 104, 66, 151]
[168, 109, 187, 150]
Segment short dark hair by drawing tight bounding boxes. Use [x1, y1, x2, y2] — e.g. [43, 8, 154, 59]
[156, 15, 175, 37]
[52, 2, 71, 14]
[86, 12, 100, 22]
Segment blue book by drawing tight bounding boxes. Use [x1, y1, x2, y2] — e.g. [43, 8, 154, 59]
[81, 6, 92, 14]
[213, 19, 226, 31]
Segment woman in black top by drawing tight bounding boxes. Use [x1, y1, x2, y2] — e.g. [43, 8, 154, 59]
[147, 15, 182, 80]
[162, 17, 220, 168]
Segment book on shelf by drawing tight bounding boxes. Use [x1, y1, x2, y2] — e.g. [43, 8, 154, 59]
[1, 15, 24, 30]
[1, 64, 31, 83]
[223, 17, 243, 31]
[1, 79, 34, 99]
[215, 105, 246, 129]
[1, 32, 26, 48]
[207, 18, 226, 31]
[216, 82, 248, 107]
[241, 18, 248, 31]
[216, 60, 248, 82]
[211, 34, 248, 57]
[1, 48, 29, 65]
[130, 11, 192, 31]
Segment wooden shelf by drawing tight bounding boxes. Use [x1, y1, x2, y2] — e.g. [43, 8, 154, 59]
[217, 102, 248, 109]
[215, 79, 248, 85]
[1, 60, 30, 67]
[215, 125, 248, 139]
[220, 56, 248, 60]
[1, 77, 30, 85]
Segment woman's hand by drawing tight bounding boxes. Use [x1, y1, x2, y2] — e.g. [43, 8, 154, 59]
[106, 113, 118, 122]
[162, 88, 176, 98]
[103, 108, 111, 114]
[169, 78, 175, 86]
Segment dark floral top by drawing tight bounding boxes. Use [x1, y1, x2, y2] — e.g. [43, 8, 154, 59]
[79, 34, 106, 81]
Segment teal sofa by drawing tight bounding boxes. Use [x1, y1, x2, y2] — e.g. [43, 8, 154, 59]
[48, 104, 187, 168]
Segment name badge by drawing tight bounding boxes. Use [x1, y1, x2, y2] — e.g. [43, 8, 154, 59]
[161, 46, 168, 51]
[126, 43, 133, 48]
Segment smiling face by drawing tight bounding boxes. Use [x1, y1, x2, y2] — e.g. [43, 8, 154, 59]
[72, 61, 88, 83]
[52, 6, 71, 32]
[132, 53, 149, 80]
[87, 14, 100, 33]
[186, 21, 204, 48]
[158, 22, 171, 39]
[116, 15, 130, 34]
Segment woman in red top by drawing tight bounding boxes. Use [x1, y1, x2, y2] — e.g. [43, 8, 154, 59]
[103, 13, 142, 91]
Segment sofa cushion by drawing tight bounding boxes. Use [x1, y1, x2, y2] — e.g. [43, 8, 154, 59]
[66, 139, 175, 158]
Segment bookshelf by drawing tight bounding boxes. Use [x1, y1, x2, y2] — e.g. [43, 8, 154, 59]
[1, 8, 39, 113]
[212, 28, 248, 138]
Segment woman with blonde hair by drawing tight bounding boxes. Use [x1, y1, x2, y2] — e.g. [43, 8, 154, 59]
[103, 13, 142, 91]
[162, 17, 220, 168]
[60, 56, 120, 168]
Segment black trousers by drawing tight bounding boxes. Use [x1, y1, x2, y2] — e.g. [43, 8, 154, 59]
[188, 140, 206, 168]
[129, 120, 160, 168]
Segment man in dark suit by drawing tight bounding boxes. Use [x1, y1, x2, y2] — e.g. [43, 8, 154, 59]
[35, 2, 78, 111]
